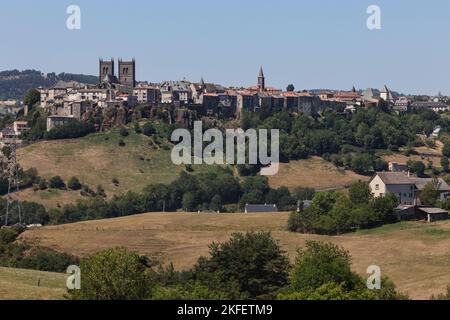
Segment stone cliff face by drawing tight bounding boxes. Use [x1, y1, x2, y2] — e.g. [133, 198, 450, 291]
[80, 104, 198, 131]
[101, 105, 129, 131]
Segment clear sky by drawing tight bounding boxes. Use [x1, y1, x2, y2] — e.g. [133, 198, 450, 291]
[1, 0, 449, 95]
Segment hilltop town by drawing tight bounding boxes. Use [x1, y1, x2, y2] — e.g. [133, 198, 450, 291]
[1, 58, 449, 143]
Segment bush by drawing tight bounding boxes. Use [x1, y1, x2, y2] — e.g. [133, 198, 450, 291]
[142, 123, 156, 137]
[290, 241, 359, 292]
[49, 176, 65, 189]
[0, 227, 21, 245]
[134, 122, 142, 134]
[119, 127, 129, 137]
[68, 177, 82, 190]
[112, 178, 119, 186]
[193, 232, 290, 299]
[45, 120, 94, 140]
[69, 248, 153, 300]
[37, 178, 48, 190]
[118, 139, 126, 147]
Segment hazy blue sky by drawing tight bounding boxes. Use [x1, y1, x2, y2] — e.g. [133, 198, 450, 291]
[1, 0, 449, 94]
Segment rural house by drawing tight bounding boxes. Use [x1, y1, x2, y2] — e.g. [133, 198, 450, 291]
[370, 172, 450, 205]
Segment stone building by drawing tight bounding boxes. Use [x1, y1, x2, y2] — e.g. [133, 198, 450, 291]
[118, 58, 136, 88]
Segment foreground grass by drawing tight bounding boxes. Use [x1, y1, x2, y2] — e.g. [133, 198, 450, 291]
[0, 267, 66, 300]
[21, 212, 450, 299]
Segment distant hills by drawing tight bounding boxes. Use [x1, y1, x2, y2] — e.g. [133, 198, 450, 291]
[0, 70, 98, 101]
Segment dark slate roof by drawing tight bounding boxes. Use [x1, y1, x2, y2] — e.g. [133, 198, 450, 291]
[376, 172, 414, 185]
[245, 204, 278, 213]
[411, 178, 450, 192]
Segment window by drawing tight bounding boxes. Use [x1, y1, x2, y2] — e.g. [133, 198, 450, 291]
[375, 184, 380, 190]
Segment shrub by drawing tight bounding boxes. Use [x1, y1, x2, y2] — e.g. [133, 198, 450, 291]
[68, 177, 82, 190]
[142, 123, 156, 137]
[193, 232, 290, 299]
[119, 127, 129, 137]
[49, 176, 65, 189]
[69, 248, 153, 300]
[118, 139, 126, 147]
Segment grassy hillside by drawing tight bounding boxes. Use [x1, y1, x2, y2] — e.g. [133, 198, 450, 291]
[268, 156, 369, 191]
[22, 212, 450, 299]
[15, 130, 369, 208]
[0, 267, 66, 300]
[16, 130, 191, 207]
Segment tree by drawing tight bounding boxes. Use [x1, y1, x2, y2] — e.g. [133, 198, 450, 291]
[134, 122, 142, 134]
[69, 248, 152, 300]
[348, 181, 372, 205]
[23, 88, 40, 106]
[68, 177, 82, 190]
[193, 232, 290, 299]
[441, 157, 449, 173]
[119, 127, 129, 137]
[420, 178, 441, 206]
[407, 160, 426, 177]
[182, 192, 197, 211]
[289, 241, 359, 292]
[49, 176, 65, 189]
[286, 84, 295, 92]
[443, 142, 450, 158]
[210, 194, 222, 212]
[142, 122, 156, 137]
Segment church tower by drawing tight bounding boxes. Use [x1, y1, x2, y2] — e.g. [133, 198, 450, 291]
[118, 58, 136, 88]
[99, 58, 115, 83]
[258, 67, 265, 92]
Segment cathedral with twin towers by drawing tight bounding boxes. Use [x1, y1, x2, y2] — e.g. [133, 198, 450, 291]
[99, 58, 136, 90]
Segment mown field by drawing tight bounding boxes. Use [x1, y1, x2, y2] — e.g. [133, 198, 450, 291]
[0, 267, 66, 300]
[21, 212, 450, 300]
[268, 156, 369, 191]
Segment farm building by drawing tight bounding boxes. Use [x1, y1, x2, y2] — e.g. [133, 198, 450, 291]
[245, 204, 278, 213]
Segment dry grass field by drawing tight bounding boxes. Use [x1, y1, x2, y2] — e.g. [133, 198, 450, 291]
[21, 212, 450, 299]
[17, 130, 184, 196]
[268, 157, 369, 191]
[0, 267, 66, 300]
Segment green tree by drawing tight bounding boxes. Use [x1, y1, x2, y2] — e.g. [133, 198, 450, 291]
[49, 176, 65, 189]
[443, 142, 450, 158]
[67, 177, 82, 190]
[290, 241, 359, 292]
[441, 157, 449, 173]
[420, 178, 441, 206]
[286, 84, 295, 92]
[182, 192, 197, 211]
[23, 88, 40, 106]
[348, 181, 372, 205]
[134, 122, 142, 134]
[119, 127, 129, 137]
[210, 194, 222, 212]
[142, 122, 156, 137]
[193, 232, 290, 299]
[407, 160, 426, 177]
[70, 248, 152, 300]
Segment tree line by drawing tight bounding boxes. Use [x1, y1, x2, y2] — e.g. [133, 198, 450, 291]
[69, 232, 408, 300]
